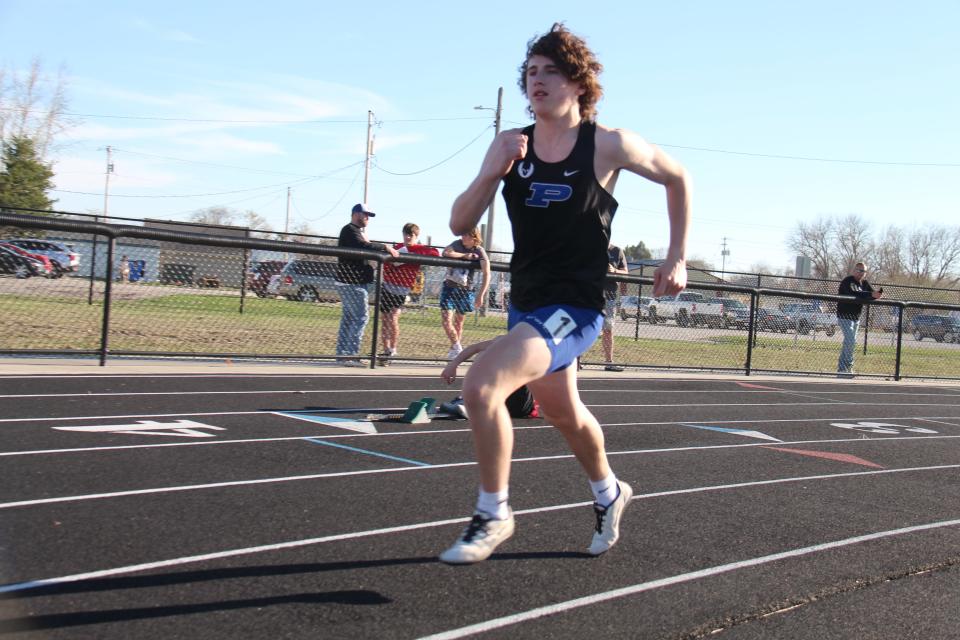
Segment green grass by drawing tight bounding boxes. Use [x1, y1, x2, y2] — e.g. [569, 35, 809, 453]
[2, 290, 958, 378]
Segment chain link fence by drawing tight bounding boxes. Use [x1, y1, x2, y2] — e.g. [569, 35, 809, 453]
[2, 210, 959, 380]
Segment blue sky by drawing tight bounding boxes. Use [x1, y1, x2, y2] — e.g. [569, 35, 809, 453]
[2, 0, 958, 272]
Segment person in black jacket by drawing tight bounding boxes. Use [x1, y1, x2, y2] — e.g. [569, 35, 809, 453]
[836, 261, 883, 376]
[334, 203, 398, 366]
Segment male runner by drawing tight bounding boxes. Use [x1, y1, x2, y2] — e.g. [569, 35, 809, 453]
[440, 23, 691, 564]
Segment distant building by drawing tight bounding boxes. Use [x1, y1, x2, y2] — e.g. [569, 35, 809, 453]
[144, 219, 249, 288]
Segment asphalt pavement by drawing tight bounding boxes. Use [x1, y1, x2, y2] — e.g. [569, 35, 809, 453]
[1, 358, 959, 639]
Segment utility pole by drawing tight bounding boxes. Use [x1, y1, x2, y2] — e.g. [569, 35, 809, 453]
[88, 146, 113, 304]
[103, 146, 113, 219]
[475, 87, 503, 251]
[284, 186, 291, 236]
[363, 110, 374, 203]
[720, 236, 730, 282]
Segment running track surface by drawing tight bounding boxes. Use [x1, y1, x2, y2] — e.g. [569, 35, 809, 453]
[1, 369, 959, 639]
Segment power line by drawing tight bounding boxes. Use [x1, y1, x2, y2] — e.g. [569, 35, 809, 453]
[296, 162, 365, 223]
[0, 107, 490, 125]
[111, 148, 364, 178]
[52, 175, 320, 199]
[373, 124, 493, 176]
[653, 143, 960, 168]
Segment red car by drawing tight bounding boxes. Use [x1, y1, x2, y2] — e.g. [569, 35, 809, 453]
[0, 242, 54, 277]
[245, 260, 287, 297]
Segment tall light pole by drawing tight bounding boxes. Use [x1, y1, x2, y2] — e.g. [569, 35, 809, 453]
[363, 110, 375, 203]
[88, 146, 113, 304]
[720, 236, 730, 282]
[474, 87, 503, 251]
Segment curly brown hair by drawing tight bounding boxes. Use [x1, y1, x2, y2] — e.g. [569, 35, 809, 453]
[518, 23, 603, 122]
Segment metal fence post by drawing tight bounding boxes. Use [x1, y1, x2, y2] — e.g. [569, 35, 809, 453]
[862, 305, 870, 355]
[99, 236, 117, 366]
[893, 304, 905, 381]
[369, 260, 384, 369]
[88, 231, 99, 305]
[745, 291, 757, 375]
[239, 248, 250, 315]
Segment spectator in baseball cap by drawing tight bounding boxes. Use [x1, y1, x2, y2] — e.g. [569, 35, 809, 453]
[334, 203, 398, 366]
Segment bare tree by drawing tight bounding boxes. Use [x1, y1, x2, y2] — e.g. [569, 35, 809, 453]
[933, 226, 960, 285]
[872, 225, 905, 281]
[0, 59, 75, 158]
[787, 217, 835, 278]
[833, 214, 873, 274]
[905, 226, 937, 283]
[287, 221, 318, 243]
[239, 209, 275, 239]
[188, 206, 237, 227]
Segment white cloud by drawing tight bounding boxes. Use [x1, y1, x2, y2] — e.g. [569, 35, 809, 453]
[132, 18, 201, 44]
[51, 154, 180, 192]
[173, 133, 283, 156]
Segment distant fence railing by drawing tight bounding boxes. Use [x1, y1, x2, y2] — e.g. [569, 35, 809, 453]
[2, 211, 959, 381]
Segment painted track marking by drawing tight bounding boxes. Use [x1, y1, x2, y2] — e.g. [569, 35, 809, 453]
[417, 518, 960, 639]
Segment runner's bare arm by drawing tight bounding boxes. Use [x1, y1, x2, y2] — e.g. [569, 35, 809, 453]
[450, 129, 528, 235]
[598, 127, 691, 297]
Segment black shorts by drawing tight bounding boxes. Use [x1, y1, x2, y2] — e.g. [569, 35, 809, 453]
[379, 290, 407, 313]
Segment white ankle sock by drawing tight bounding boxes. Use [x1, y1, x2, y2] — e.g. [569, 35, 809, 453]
[476, 488, 509, 520]
[590, 473, 619, 507]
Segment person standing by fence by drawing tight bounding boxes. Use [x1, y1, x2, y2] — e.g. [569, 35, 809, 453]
[836, 261, 883, 377]
[334, 203, 399, 367]
[440, 227, 490, 360]
[602, 243, 628, 371]
[378, 222, 439, 364]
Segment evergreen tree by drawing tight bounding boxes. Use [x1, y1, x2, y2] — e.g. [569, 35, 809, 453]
[624, 241, 652, 262]
[0, 136, 56, 213]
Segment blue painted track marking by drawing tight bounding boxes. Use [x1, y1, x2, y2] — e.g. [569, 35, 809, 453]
[679, 423, 781, 442]
[303, 437, 431, 467]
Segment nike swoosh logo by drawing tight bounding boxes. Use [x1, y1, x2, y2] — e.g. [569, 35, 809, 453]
[563, 169, 579, 177]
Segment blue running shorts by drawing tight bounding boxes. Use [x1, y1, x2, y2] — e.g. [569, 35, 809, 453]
[508, 304, 603, 373]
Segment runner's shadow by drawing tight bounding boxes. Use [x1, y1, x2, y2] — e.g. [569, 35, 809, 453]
[4, 556, 437, 598]
[5, 551, 592, 599]
[0, 590, 389, 632]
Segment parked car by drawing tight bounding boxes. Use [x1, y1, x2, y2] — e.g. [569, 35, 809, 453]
[266, 259, 339, 302]
[725, 308, 752, 330]
[618, 295, 656, 321]
[3, 238, 79, 276]
[648, 292, 724, 327]
[245, 260, 287, 297]
[709, 297, 750, 329]
[0, 244, 49, 278]
[755, 308, 793, 333]
[0, 242, 54, 277]
[779, 302, 838, 336]
[911, 314, 960, 343]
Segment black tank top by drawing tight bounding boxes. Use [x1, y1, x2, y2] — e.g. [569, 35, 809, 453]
[502, 121, 619, 312]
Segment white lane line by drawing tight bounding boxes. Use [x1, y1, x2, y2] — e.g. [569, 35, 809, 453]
[0, 409, 405, 424]
[916, 418, 960, 427]
[4, 420, 960, 458]
[0, 374, 442, 380]
[417, 517, 960, 640]
[3, 446, 959, 511]
[3, 469, 958, 595]
[0, 389, 435, 399]
[4, 402, 960, 426]
[4, 388, 955, 398]
[0, 462, 472, 509]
